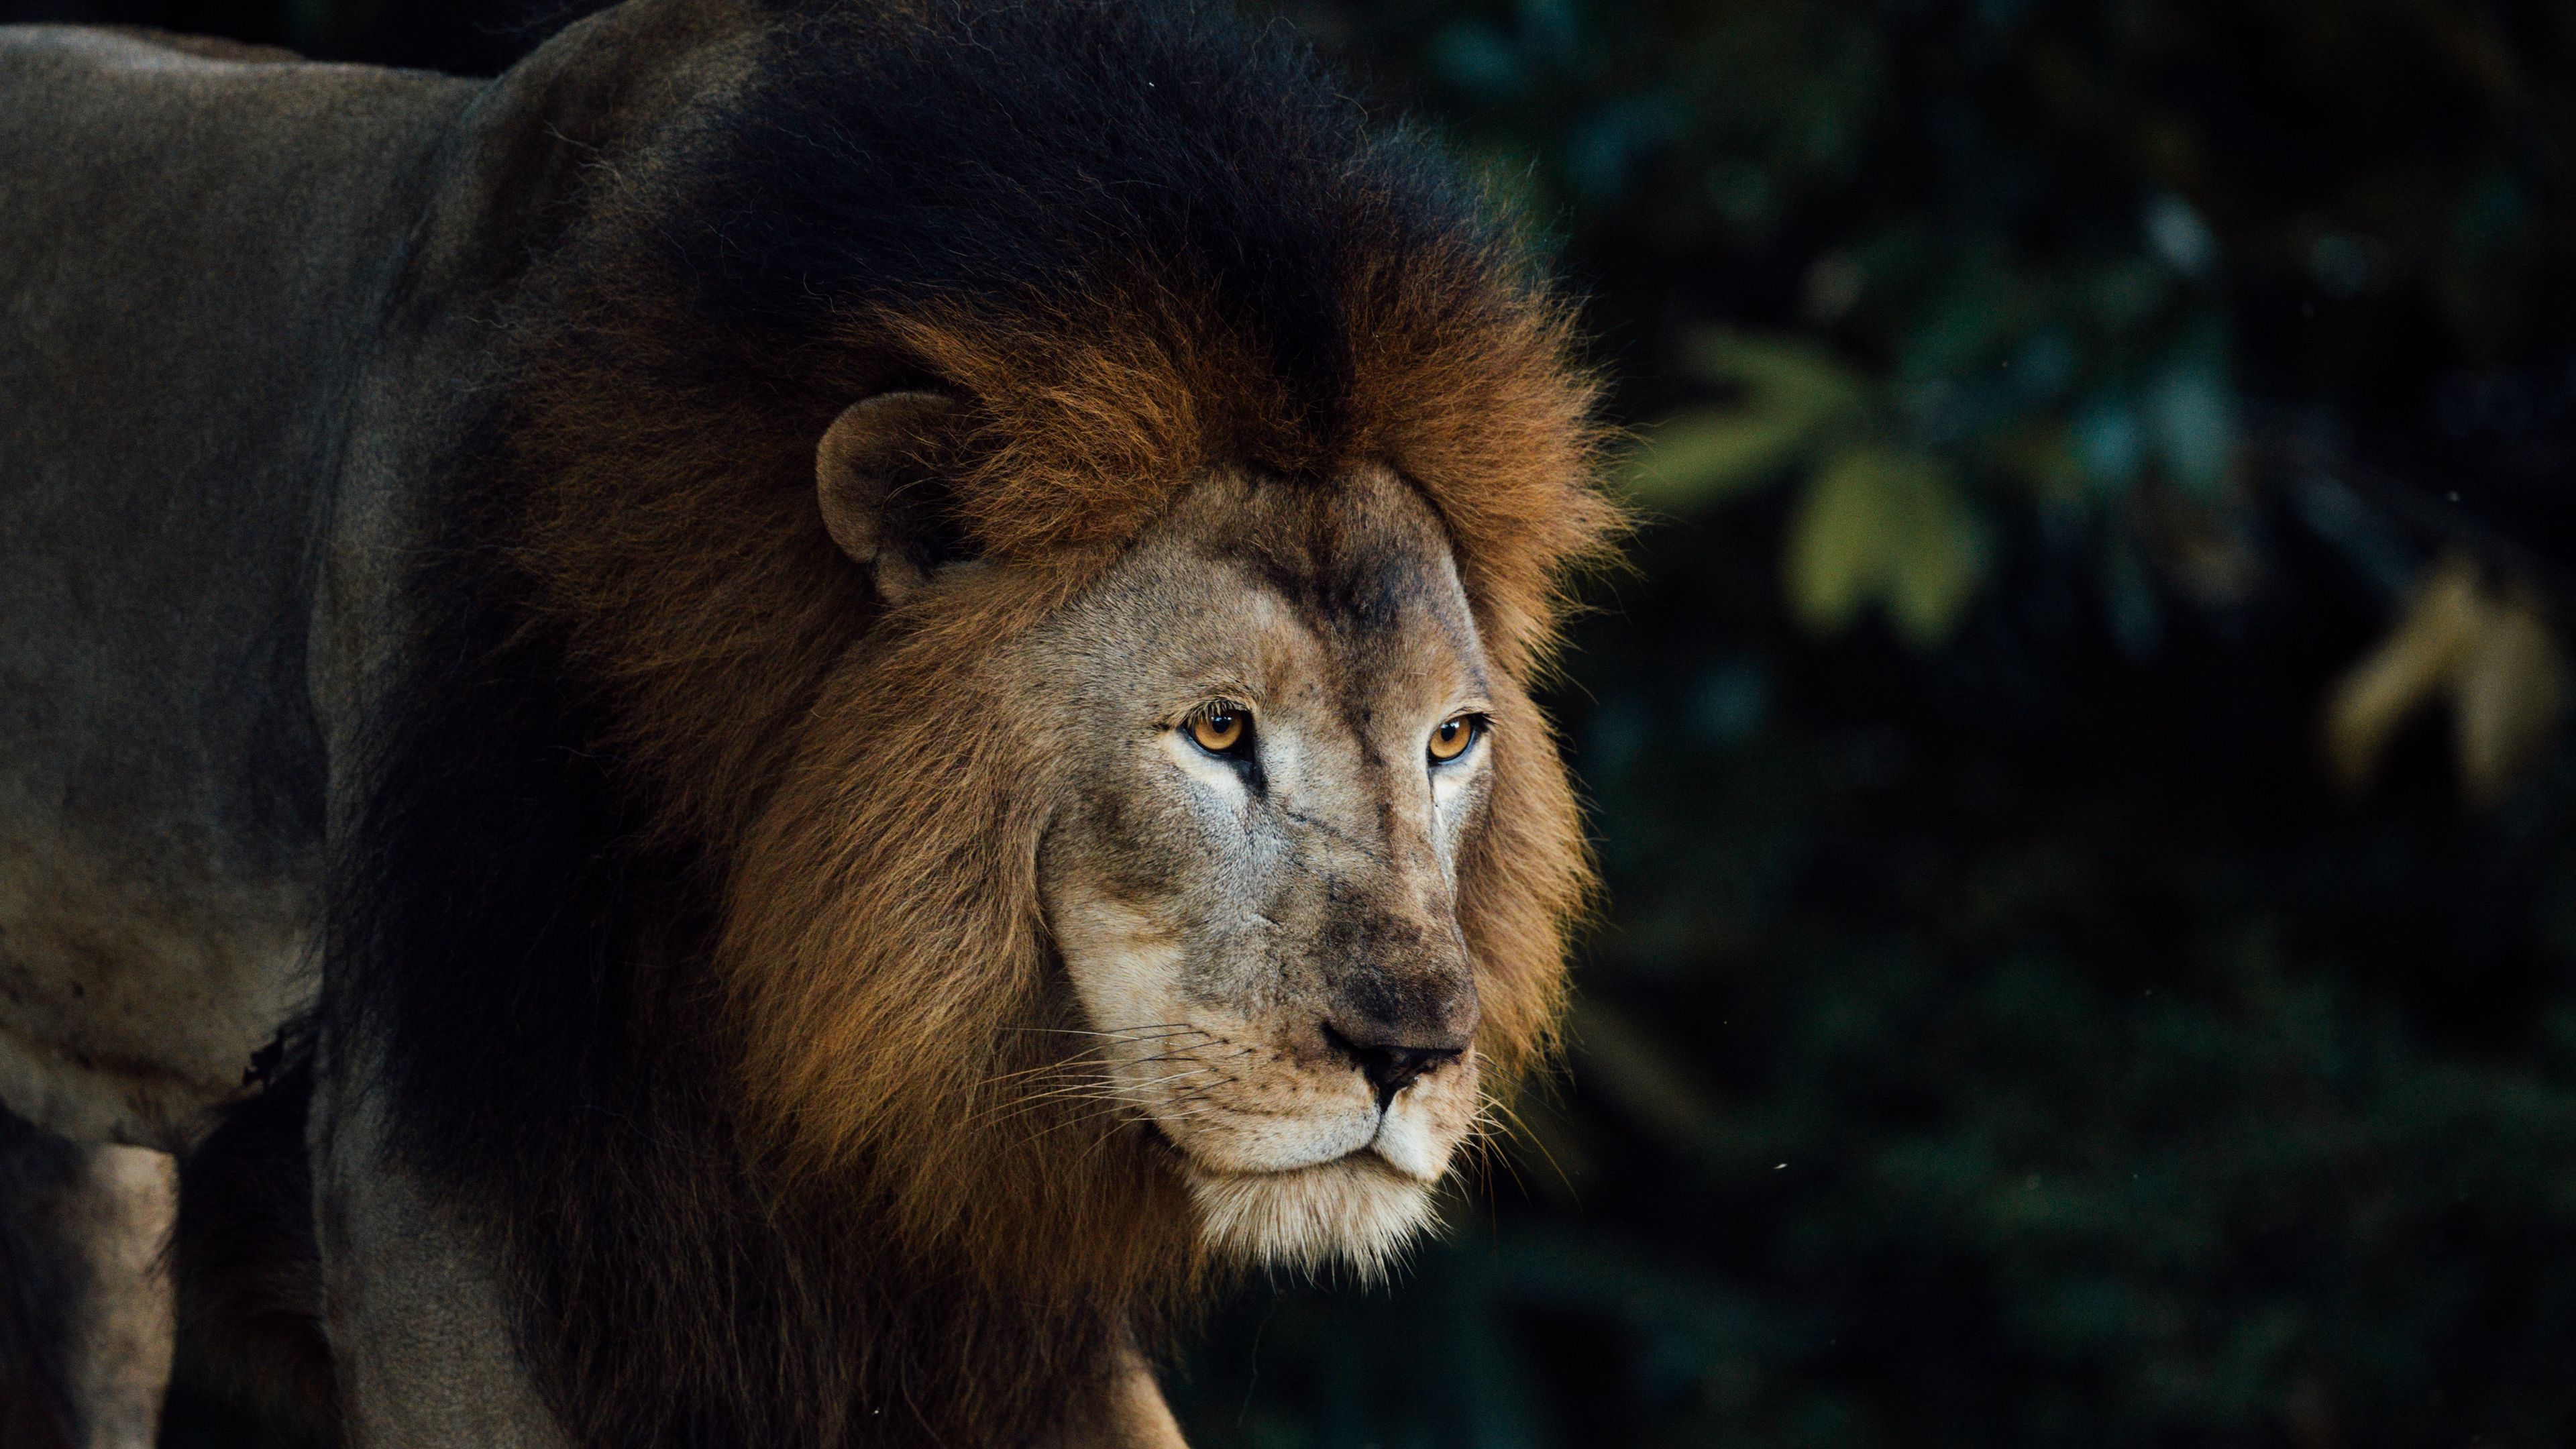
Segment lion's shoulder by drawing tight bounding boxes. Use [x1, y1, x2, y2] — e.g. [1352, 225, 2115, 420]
[88, 27, 305, 66]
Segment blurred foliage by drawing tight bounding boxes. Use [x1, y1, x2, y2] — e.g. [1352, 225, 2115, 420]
[1625, 333, 1994, 646]
[2325, 551, 2565, 805]
[13, 0, 2576, 1444]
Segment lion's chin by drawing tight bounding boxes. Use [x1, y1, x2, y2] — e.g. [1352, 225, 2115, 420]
[1183, 1152, 1440, 1279]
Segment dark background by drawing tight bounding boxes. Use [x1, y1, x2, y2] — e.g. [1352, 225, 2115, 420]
[12, 1, 2576, 1445]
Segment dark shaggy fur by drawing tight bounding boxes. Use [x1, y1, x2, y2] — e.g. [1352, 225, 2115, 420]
[170, 1050, 336, 1446]
[325, 1, 1609, 1446]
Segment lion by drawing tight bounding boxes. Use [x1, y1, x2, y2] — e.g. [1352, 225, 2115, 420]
[0, 1, 1614, 1445]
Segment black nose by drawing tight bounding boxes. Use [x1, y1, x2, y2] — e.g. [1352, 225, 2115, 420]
[1323, 1024, 1466, 1109]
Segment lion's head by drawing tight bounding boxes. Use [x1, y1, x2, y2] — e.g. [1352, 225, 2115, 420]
[691, 390, 1601, 1287]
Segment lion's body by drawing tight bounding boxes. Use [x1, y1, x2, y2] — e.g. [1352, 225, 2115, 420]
[0, 3, 1609, 1446]
[0, 23, 633, 1446]
[0, 28, 469, 1152]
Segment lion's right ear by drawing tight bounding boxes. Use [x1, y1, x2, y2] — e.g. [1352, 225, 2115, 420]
[816, 390, 962, 605]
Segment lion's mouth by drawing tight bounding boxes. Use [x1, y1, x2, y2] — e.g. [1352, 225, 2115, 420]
[1152, 1113, 1448, 1185]
[1193, 1142, 1400, 1179]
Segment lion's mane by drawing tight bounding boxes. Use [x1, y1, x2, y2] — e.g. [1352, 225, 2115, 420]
[327, 1, 1613, 1444]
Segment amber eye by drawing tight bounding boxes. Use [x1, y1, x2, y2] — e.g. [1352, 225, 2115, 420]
[1428, 713, 1483, 763]
[1189, 704, 1249, 755]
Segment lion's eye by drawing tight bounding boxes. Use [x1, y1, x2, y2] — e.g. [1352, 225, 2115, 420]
[1428, 712, 1485, 764]
[1189, 704, 1250, 756]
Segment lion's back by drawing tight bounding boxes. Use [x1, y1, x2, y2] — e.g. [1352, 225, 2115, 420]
[0, 27, 475, 1148]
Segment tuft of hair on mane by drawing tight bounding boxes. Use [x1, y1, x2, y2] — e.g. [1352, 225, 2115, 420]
[335, 1, 1615, 1444]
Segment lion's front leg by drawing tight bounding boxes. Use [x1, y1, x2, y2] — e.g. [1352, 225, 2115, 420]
[308, 1041, 566, 1449]
[1100, 1348, 1191, 1449]
[0, 1110, 176, 1449]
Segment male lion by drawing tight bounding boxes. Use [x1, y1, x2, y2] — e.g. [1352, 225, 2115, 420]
[0, 0, 1613, 1444]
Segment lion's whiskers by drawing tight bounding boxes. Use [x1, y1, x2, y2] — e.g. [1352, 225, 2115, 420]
[972, 1024, 1227, 1096]
[963, 1063, 1223, 1135]
[1129, 1044, 1254, 1068]
[1008, 1089, 1222, 1153]
[1460, 1088, 1566, 1202]
[1003, 1021, 1197, 1034]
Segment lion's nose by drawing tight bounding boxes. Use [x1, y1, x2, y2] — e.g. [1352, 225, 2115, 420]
[1322, 1022, 1467, 1109]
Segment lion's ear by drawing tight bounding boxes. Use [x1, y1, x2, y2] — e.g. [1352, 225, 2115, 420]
[816, 390, 962, 605]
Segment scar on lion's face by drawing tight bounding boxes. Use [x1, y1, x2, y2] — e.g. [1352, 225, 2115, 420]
[1024, 466, 1497, 1273]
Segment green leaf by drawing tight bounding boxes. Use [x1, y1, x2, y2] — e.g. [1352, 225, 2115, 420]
[1621, 329, 1870, 510]
[1785, 446, 1988, 649]
[1884, 464, 1988, 647]
[1685, 329, 1868, 419]
[1784, 447, 1886, 634]
[1621, 408, 1825, 508]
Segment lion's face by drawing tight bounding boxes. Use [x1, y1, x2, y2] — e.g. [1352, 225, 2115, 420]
[1023, 468, 1497, 1271]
